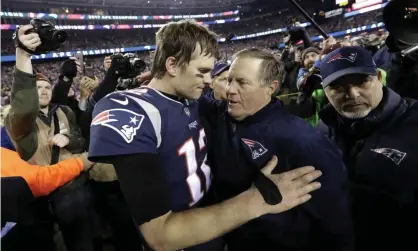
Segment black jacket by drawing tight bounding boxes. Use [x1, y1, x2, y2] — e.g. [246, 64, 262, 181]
[320, 87, 418, 251]
[1, 177, 55, 251]
[200, 97, 354, 251]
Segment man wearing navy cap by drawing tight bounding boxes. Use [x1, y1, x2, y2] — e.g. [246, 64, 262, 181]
[206, 62, 230, 100]
[319, 46, 418, 251]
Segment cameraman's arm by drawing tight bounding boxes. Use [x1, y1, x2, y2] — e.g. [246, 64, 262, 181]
[281, 47, 291, 61]
[5, 25, 41, 160]
[51, 59, 79, 105]
[51, 76, 72, 105]
[301, 31, 312, 49]
[90, 66, 119, 106]
[60, 106, 86, 153]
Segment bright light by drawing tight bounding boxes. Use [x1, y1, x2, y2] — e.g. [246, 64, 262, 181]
[147, 0, 150, 2]
[65, 9, 69, 13]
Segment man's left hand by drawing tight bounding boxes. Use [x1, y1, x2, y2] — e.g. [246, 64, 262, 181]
[50, 134, 70, 148]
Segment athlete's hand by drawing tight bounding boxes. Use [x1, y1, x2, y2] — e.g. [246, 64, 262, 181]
[258, 156, 322, 215]
[50, 134, 70, 148]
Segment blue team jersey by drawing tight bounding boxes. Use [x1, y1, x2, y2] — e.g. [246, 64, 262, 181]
[89, 86, 212, 211]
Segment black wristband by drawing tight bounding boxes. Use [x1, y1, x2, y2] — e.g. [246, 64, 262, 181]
[253, 171, 283, 205]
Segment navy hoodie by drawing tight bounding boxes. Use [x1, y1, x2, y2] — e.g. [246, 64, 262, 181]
[199, 96, 354, 251]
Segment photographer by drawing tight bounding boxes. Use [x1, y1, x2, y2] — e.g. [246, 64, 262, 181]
[295, 46, 323, 127]
[5, 24, 100, 251]
[52, 59, 99, 143]
[383, 0, 418, 99]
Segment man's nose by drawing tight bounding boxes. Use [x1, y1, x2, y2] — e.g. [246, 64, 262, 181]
[226, 81, 237, 95]
[203, 74, 212, 86]
[346, 85, 361, 99]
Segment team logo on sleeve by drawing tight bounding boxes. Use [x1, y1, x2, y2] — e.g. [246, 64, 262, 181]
[241, 138, 268, 159]
[91, 109, 145, 143]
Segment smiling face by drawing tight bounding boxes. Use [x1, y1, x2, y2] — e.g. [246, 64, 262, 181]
[303, 51, 320, 69]
[37, 80, 52, 108]
[324, 72, 383, 119]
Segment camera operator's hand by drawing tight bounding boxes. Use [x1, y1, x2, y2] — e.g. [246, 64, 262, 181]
[104, 56, 112, 72]
[79, 76, 98, 100]
[295, 49, 302, 63]
[135, 71, 153, 85]
[16, 25, 41, 56]
[60, 58, 78, 81]
[49, 134, 70, 148]
[323, 36, 337, 49]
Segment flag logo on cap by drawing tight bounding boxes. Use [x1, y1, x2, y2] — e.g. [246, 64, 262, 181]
[327, 52, 357, 64]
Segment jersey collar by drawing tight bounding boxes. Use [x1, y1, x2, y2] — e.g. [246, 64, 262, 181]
[228, 98, 282, 125]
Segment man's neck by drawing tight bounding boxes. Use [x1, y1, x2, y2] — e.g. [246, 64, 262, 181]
[213, 91, 221, 100]
[148, 77, 177, 96]
[40, 106, 49, 115]
[234, 97, 272, 121]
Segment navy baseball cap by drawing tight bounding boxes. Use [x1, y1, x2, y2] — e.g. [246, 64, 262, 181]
[211, 62, 230, 78]
[320, 46, 377, 87]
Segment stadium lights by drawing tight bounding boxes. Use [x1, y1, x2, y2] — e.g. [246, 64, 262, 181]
[0, 10, 239, 21]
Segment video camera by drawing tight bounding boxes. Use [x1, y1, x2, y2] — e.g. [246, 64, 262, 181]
[116, 77, 141, 91]
[111, 53, 147, 90]
[14, 18, 68, 55]
[383, 0, 418, 56]
[284, 19, 311, 47]
[110, 53, 147, 79]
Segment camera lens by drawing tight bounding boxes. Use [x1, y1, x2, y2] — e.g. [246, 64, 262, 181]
[131, 59, 146, 74]
[53, 30, 68, 44]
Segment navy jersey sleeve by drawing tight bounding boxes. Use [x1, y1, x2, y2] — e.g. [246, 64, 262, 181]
[89, 92, 160, 162]
[198, 94, 226, 122]
[110, 153, 171, 225]
[290, 129, 354, 250]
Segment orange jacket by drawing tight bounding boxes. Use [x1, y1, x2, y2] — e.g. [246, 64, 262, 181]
[1, 147, 83, 197]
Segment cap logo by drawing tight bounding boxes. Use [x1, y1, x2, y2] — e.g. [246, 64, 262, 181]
[327, 52, 357, 64]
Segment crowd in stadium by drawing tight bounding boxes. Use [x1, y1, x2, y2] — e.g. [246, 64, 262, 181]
[1, 0, 417, 251]
[1, 10, 383, 105]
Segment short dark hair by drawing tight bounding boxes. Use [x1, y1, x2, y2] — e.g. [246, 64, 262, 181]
[232, 48, 285, 94]
[152, 20, 219, 79]
[35, 72, 51, 85]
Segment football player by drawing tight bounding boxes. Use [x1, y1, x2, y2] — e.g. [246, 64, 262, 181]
[89, 20, 322, 251]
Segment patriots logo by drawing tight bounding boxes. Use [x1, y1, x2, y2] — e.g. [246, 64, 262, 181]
[241, 138, 268, 159]
[327, 52, 358, 64]
[370, 148, 407, 166]
[91, 108, 145, 143]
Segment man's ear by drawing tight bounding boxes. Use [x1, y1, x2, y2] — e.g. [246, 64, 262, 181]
[208, 76, 216, 89]
[268, 80, 279, 96]
[377, 70, 383, 82]
[165, 56, 177, 77]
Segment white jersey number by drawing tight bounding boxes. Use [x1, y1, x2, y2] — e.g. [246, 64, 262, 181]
[178, 129, 212, 206]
